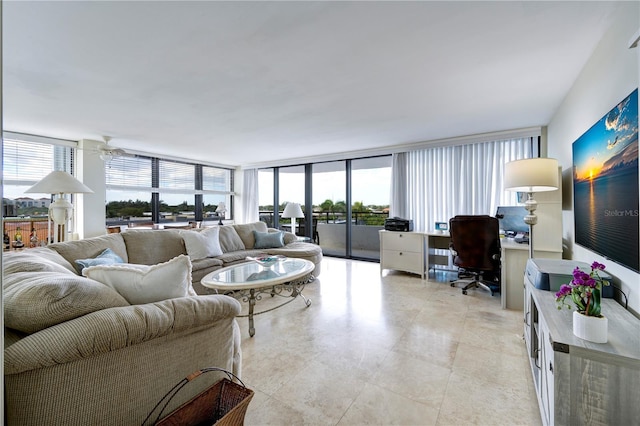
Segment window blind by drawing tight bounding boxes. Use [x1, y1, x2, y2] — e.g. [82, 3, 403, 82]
[105, 156, 153, 191]
[3, 139, 73, 185]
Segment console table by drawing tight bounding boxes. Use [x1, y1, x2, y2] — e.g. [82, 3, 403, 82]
[524, 278, 640, 425]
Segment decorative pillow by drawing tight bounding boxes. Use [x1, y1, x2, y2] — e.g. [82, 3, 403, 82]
[253, 230, 285, 249]
[82, 255, 196, 305]
[180, 227, 223, 260]
[234, 222, 268, 249]
[3, 271, 129, 334]
[217, 226, 246, 253]
[75, 248, 124, 274]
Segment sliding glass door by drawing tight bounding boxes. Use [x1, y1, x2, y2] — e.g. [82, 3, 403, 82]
[260, 155, 391, 260]
[312, 161, 346, 257]
[351, 157, 391, 259]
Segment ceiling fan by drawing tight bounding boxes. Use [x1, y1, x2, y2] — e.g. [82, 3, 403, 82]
[97, 137, 128, 162]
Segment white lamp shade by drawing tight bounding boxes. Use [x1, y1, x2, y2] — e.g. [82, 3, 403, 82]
[215, 202, 226, 213]
[504, 158, 559, 192]
[282, 202, 304, 218]
[24, 171, 93, 195]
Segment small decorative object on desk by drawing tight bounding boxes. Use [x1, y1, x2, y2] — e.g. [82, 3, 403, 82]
[246, 255, 285, 268]
[555, 261, 609, 343]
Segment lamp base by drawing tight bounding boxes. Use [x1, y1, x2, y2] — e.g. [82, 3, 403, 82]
[49, 196, 73, 243]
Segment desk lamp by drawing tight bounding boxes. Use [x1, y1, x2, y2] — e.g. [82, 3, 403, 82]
[504, 158, 558, 258]
[215, 202, 227, 225]
[25, 171, 93, 243]
[282, 203, 304, 237]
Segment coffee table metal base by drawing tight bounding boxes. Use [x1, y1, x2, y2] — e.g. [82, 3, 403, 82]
[225, 274, 313, 337]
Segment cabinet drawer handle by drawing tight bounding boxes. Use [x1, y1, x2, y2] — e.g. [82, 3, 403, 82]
[534, 349, 541, 369]
[524, 311, 530, 326]
[549, 362, 553, 374]
[399, 252, 403, 256]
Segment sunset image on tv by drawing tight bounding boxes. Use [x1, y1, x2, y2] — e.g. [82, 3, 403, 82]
[573, 88, 639, 272]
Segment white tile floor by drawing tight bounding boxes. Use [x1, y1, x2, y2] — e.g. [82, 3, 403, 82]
[238, 257, 541, 425]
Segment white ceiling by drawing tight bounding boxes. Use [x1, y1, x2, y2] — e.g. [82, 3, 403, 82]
[2, 1, 624, 167]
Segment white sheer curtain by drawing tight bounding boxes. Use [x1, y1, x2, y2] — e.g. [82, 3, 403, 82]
[394, 138, 533, 232]
[242, 168, 259, 223]
[390, 152, 408, 219]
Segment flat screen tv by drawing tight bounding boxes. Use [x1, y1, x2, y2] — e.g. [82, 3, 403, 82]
[572, 88, 639, 273]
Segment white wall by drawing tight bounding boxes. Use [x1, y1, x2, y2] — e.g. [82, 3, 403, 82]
[547, 3, 640, 314]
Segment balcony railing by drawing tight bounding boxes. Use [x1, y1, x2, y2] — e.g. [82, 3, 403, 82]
[3, 216, 52, 250]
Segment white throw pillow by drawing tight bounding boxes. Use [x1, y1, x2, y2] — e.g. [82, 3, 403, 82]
[82, 255, 196, 304]
[179, 227, 223, 260]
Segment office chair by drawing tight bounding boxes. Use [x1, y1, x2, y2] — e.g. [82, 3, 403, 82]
[448, 215, 501, 295]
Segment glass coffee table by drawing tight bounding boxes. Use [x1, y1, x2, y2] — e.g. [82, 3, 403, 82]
[201, 258, 315, 337]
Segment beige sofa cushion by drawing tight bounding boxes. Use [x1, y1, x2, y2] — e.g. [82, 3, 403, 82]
[122, 230, 186, 265]
[218, 226, 245, 252]
[233, 222, 268, 249]
[2, 247, 76, 275]
[3, 271, 129, 334]
[49, 233, 129, 266]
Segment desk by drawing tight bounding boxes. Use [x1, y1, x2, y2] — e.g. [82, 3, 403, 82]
[500, 239, 561, 310]
[425, 232, 455, 272]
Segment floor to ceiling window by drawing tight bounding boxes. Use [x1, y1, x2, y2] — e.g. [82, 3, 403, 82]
[278, 165, 305, 233]
[312, 161, 347, 257]
[351, 156, 392, 259]
[260, 155, 391, 260]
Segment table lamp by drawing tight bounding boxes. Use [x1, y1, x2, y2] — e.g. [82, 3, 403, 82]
[25, 171, 93, 243]
[215, 202, 227, 225]
[504, 158, 559, 258]
[282, 202, 304, 237]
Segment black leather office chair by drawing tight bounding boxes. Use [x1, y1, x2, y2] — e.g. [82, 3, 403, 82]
[449, 215, 501, 295]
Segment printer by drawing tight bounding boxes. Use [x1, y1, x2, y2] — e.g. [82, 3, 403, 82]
[525, 258, 614, 298]
[384, 217, 414, 232]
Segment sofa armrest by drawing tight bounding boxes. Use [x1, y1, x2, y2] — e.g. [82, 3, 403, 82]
[4, 295, 241, 375]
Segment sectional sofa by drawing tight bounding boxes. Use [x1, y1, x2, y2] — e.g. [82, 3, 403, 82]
[2, 221, 322, 424]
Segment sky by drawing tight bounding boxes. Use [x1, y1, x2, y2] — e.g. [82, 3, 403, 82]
[259, 167, 391, 208]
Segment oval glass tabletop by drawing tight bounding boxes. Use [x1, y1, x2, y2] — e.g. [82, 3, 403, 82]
[202, 258, 314, 290]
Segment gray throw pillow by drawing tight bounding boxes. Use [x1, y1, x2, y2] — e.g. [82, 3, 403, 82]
[75, 248, 124, 274]
[253, 230, 284, 249]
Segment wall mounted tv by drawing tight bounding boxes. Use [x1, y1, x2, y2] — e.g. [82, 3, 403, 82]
[572, 88, 639, 273]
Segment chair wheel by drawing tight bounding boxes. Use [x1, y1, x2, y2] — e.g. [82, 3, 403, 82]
[450, 283, 455, 287]
[462, 290, 468, 295]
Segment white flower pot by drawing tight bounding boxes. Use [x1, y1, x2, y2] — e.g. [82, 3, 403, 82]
[573, 311, 608, 343]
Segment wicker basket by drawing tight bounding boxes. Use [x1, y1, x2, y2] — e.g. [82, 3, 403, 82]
[144, 368, 254, 426]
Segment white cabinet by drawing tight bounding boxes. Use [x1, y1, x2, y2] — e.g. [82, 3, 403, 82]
[379, 230, 426, 278]
[524, 277, 640, 425]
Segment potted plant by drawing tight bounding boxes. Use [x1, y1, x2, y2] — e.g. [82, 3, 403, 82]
[555, 261, 610, 343]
